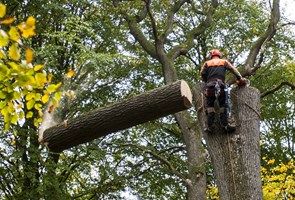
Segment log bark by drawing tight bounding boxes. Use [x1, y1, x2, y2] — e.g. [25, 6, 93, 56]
[40, 80, 192, 152]
[194, 83, 262, 200]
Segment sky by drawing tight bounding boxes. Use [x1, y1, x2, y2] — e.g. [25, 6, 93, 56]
[282, 0, 295, 21]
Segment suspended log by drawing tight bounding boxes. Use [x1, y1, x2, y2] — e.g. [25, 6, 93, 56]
[40, 80, 192, 152]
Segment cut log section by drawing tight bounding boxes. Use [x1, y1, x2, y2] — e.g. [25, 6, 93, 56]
[40, 80, 192, 152]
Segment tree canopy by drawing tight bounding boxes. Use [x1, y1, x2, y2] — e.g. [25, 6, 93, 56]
[0, 0, 294, 199]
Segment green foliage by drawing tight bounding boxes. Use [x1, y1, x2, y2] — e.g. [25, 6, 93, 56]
[0, 0, 294, 199]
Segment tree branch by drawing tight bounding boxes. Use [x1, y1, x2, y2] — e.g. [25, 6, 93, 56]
[161, 0, 190, 42]
[120, 143, 192, 188]
[113, 1, 158, 59]
[144, 0, 159, 42]
[244, 0, 280, 75]
[168, 0, 219, 60]
[124, 16, 158, 58]
[261, 81, 295, 98]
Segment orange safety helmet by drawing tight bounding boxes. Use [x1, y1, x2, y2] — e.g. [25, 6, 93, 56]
[210, 49, 221, 59]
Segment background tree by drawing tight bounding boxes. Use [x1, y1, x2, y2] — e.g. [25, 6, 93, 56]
[0, 0, 294, 199]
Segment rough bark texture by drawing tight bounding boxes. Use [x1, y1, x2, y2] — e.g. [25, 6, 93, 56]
[194, 83, 262, 200]
[41, 80, 192, 152]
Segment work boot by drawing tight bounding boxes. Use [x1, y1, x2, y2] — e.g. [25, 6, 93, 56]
[224, 124, 236, 132]
[220, 110, 236, 133]
[220, 111, 228, 127]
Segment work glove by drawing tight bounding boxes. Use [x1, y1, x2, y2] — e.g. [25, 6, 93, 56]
[236, 77, 248, 86]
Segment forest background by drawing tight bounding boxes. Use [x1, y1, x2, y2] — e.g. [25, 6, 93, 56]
[0, 0, 294, 199]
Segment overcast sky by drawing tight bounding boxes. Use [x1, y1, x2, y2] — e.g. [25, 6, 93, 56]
[282, 0, 295, 21]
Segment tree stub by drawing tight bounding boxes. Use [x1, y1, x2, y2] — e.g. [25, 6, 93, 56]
[40, 80, 192, 152]
[194, 83, 262, 200]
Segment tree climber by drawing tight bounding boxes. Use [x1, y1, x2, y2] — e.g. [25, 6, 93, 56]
[200, 49, 247, 132]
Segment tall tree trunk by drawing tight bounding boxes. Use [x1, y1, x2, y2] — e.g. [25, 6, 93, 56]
[160, 58, 206, 199]
[194, 83, 262, 200]
[175, 112, 207, 200]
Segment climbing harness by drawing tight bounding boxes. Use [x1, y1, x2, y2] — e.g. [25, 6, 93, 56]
[214, 80, 221, 98]
[225, 85, 231, 117]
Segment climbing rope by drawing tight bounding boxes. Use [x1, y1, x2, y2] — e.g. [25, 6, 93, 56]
[227, 132, 237, 199]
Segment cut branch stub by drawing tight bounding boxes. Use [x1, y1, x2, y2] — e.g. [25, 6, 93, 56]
[41, 80, 192, 152]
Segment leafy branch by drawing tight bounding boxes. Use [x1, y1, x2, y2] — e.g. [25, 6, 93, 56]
[261, 81, 295, 98]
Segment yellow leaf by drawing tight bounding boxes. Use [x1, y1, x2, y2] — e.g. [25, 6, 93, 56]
[0, 49, 6, 58]
[8, 26, 20, 42]
[25, 76, 36, 87]
[11, 114, 18, 124]
[51, 97, 59, 107]
[54, 92, 62, 100]
[34, 103, 42, 110]
[0, 4, 6, 18]
[47, 73, 53, 82]
[4, 123, 10, 130]
[26, 111, 33, 118]
[35, 72, 47, 84]
[8, 43, 20, 61]
[17, 16, 36, 38]
[26, 16, 36, 26]
[66, 69, 75, 78]
[26, 92, 35, 101]
[34, 64, 44, 71]
[38, 110, 43, 117]
[34, 93, 41, 101]
[19, 111, 24, 119]
[26, 47, 34, 63]
[34, 117, 42, 127]
[0, 17, 16, 25]
[41, 94, 50, 104]
[0, 101, 6, 109]
[8, 102, 14, 110]
[26, 99, 35, 110]
[47, 82, 62, 93]
[1, 106, 9, 115]
[268, 159, 275, 165]
[0, 64, 9, 76]
[13, 91, 21, 100]
[17, 103, 23, 109]
[0, 30, 9, 47]
[0, 90, 6, 99]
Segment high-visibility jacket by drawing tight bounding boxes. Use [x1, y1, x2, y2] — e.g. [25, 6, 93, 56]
[200, 57, 242, 83]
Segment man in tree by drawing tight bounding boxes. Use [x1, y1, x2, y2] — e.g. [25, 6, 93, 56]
[200, 49, 247, 132]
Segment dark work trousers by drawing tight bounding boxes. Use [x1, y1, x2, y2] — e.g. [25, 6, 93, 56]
[205, 85, 228, 127]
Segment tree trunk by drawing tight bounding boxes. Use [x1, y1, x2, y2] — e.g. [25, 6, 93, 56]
[40, 80, 192, 152]
[194, 83, 262, 200]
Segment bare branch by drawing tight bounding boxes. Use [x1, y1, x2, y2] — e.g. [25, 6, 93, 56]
[261, 81, 295, 98]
